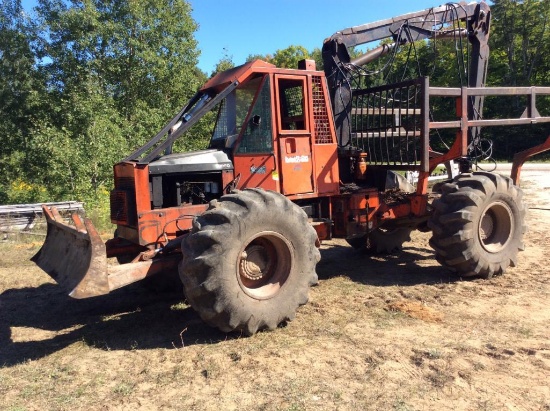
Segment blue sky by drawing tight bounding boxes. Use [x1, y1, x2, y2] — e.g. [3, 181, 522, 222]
[191, 0, 449, 74]
[21, 0, 450, 74]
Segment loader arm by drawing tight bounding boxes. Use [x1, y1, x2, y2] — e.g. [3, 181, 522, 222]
[322, 1, 491, 147]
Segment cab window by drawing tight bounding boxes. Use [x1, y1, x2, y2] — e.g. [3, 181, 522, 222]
[236, 76, 273, 154]
[278, 78, 306, 131]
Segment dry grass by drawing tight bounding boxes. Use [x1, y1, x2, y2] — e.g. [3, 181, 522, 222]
[1, 174, 550, 410]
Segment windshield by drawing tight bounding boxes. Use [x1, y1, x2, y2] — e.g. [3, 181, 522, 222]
[211, 76, 264, 142]
[124, 73, 268, 162]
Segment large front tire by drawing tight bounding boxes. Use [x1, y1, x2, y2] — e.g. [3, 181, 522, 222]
[179, 189, 320, 335]
[428, 172, 527, 278]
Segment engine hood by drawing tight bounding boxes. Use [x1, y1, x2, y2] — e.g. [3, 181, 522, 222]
[148, 149, 233, 175]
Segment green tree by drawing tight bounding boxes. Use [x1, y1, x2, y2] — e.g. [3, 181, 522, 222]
[490, 0, 550, 86]
[246, 52, 273, 63]
[24, 0, 203, 205]
[484, 0, 550, 158]
[247, 45, 311, 69]
[27, 76, 127, 205]
[310, 47, 323, 71]
[36, 0, 201, 127]
[0, 0, 45, 203]
[210, 48, 235, 77]
[270, 45, 309, 69]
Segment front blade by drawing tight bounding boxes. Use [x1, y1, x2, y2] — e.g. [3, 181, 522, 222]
[32, 205, 109, 298]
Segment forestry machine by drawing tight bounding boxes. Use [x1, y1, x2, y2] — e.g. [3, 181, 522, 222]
[33, 1, 550, 335]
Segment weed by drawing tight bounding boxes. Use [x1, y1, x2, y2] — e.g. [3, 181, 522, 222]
[170, 302, 187, 311]
[427, 366, 454, 388]
[473, 361, 486, 371]
[54, 390, 84, 406]
[112, 382, 134, 396]
[427, 348, 442, 359]
[410, 348, 444, 369]
[393, 399, 416, 411]
[228, 352, 241, 362]
[512, 324, 534, 338]
[373, 307, 410, 328]
[86, 206, 114, 234]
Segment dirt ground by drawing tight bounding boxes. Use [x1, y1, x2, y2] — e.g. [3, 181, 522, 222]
[1, 169, 549, 411]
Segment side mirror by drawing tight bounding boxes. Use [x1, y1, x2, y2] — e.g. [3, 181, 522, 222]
[251, 115, 261, 126]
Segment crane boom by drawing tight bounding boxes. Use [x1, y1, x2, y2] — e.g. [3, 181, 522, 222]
[322, 1, 491, 148]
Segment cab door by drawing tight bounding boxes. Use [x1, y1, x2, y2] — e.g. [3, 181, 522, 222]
[275, 75, 314, 195]
[233, 75, 278, 191]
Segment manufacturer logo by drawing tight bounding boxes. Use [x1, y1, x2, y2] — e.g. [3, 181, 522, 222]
[285, 155, 309, 164]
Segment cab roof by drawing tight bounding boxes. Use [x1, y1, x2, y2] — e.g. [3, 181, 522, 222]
[200, 60, 276, 93]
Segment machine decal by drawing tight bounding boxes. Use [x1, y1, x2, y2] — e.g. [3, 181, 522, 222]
[284, 155, 309, 164]
[250, 165, 267, 174]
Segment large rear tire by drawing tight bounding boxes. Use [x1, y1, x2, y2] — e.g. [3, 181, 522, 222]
[428, 172, 527, 278]
[179, 188, 320, 335]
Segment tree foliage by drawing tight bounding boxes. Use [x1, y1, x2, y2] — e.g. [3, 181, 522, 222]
[0, 0, 43, 203]
[490, 0, 550, 86]
[483, 0, 550, 157]
[0, 0, 202, 206]
[247, 45, 311, 69]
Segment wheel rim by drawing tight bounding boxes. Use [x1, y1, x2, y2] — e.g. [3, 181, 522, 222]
[478, 201, 513, 253]
[237, 231, 293, 300]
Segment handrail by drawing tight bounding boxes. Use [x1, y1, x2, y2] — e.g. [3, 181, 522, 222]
[350, 76, 550, 176]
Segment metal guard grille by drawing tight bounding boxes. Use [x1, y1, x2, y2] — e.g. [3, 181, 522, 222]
[312, 76, 333, 144]
[351, 78, 423, 167]
[110, 190, 128, 224]
[110, 176, 137, 226]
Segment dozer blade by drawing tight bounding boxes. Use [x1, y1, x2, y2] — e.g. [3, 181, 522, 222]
[32, 205, 110, 299]
[32, 205, 183, 299]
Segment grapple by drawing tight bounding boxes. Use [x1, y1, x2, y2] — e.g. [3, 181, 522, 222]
[32, 205, 180, 298]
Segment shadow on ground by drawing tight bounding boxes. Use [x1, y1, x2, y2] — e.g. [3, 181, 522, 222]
[317, 241, 458, 286]
[1, 242, 458, 366]
[0, 281, 233, 366]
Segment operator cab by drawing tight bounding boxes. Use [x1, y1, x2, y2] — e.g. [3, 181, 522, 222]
[122, 59, 339, 212]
